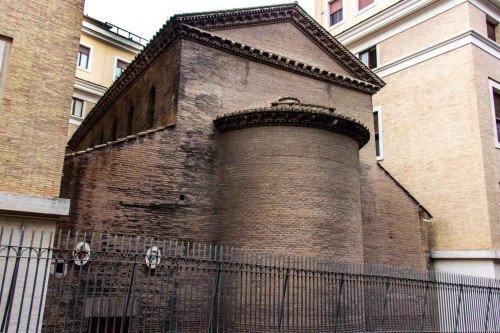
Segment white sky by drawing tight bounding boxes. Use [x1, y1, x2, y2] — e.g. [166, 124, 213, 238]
[84, 0, 316, 41]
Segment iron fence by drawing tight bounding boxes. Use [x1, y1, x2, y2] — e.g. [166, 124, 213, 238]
[0, 227, 499, 332]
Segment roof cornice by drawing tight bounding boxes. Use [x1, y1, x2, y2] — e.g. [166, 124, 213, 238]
[174, 3, 384, 87]
[179, 24, 381, 93]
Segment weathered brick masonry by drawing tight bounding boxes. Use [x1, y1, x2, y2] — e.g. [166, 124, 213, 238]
[61, 4, 430, 268]
[0, 0, 83, 197]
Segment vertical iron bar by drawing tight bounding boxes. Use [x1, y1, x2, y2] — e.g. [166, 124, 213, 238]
[419, 281, 430, 332]
[333, 272, 344, 333]
[207, 248, 222, 333]
[379, 279, 392, 332]
[484, 287, 492, 332]
[121, 254, 138, 333]
[1, 227, 25, 333]
[278, 256, 290, 332]
[26, 231, 44, 333]
[16, 230, 34, 332]
[35, 231, 53, 333]
[454, 285, 464, 332]
[0, 228, 14, 321]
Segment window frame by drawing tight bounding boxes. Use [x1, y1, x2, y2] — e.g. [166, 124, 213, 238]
[373, 106, 384, 160]
[489, 79, 500, 149]
[358, 45, 378, 69]
[71, 97, 84, 118]
[355, 0, 376, 16]
[51, 260, 67, 277]
[327, 0, 344, 28]
[486, 17, 498, 42]
[76, 43, 93, 72]
[147, 87, 156, 129]
[113, 56, 130, 81]
[0, 36, 12, 113]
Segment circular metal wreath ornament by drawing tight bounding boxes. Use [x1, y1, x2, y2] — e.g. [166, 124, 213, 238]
[73, 241, 91, 266]
[145, 246, 162, 269]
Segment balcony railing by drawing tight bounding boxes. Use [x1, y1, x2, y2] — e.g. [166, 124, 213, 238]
[104, 22, 148, 46]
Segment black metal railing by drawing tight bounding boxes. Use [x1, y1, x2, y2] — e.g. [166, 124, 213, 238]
[103, 22, 148, 46]
[0, 228, 499, 332]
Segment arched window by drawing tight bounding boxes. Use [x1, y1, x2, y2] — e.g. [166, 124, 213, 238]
[127, 106, 134, 135]
[111, 118, 117, 141]
[147, 87, 155, 129]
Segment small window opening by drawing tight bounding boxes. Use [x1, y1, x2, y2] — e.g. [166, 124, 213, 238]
[359, 46, 377, 69]
[52, 261, 66, 276]
[111, 119, 117, 141]
[147, 87, 156, 129]
[127, 106, 134, 135]
[487, 17, 497, 42]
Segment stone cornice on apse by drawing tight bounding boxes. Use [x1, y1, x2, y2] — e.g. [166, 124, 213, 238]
[68, 3, 381, 150]
[214, 98, 370, 149]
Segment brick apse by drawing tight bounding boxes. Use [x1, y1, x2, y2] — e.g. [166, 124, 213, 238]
[61, 4, 431, 268]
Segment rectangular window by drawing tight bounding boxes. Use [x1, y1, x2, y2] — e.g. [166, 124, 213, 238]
[77, 45, 90, 69]
[71, 97, 84, 118]
[359, 46, 377, 69]
[487, 19, 496, 41]
[495, 90, 500, 143]
[329, 0, 343, 27]
[373, 107, 383, 159]
[489, 80, 500, 148]
[0, 36, 12, 112]
[493, 91, 500, 143]
[358, 0, 374, 11]
[51, 261, 66, 276]
[114, 59, 128, 80]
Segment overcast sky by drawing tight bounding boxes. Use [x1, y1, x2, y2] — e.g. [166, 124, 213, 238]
[84, 0, 315, 41]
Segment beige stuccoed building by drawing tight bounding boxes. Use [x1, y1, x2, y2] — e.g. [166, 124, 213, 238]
[69, 16, 146, 139]
[315, 0, 500, 278]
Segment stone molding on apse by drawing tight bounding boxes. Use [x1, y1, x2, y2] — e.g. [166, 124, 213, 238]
[214, 97, 370, 148]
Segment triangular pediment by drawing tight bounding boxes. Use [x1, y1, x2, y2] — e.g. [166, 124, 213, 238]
[210, 21, 352, 77]
[173, 3, 384, 87]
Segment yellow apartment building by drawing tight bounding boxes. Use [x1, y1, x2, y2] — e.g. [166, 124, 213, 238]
[69, 16, 146, 138]
[316, 0, 500, 278]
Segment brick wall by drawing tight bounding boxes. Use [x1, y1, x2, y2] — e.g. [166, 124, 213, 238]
[377, 2, 471, 66]
[361, 164, 429, 268]
[74, 41, 181, 150]
[0, 0, 83, 197]
[217, 126, 363, 260]
[61, 126, 220, 243]
[60, 32, 429, 267]
[374, 45, 492, 251]
[470, 45, 500, 249]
